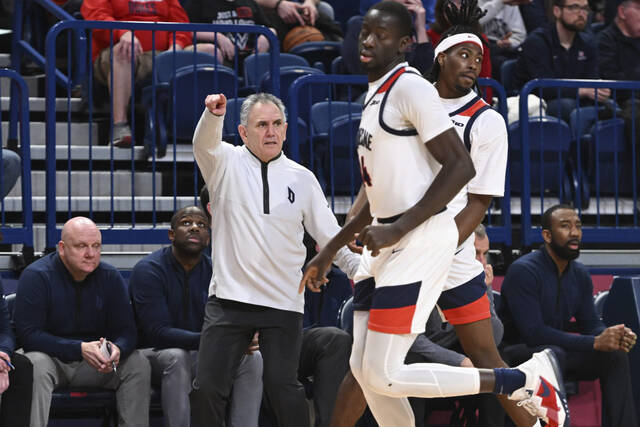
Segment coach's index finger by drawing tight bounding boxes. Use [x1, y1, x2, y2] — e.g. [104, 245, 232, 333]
[298, 266, 327, 294]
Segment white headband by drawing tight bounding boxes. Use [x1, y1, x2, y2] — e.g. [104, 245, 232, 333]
[434, 33, 483, 57]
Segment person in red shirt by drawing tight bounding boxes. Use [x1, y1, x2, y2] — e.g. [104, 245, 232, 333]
[81, 0, 192, 147]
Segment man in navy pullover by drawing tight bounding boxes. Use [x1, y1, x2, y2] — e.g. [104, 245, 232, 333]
[15, 216, 151, 427]
[513, 0, 610, 121]
[129, 206, 263, 427]
[499, 204, 638, 427]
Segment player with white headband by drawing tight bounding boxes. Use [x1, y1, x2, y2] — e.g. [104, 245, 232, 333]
[425, 0, 568, 425]
[301, 1, 568, 426]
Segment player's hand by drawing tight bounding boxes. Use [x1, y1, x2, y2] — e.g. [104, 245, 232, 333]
[245, 332, 260, 355]
[347, 233, 363, 254]
[277, 0, 306, 26]
[621, 327, 637, 353]
[359, 224, 404, 257]
[205, 94, 227, 116]
[299, 250, 332, 293]
[594, 324, 626, 352]
[81, 340, 110, 372]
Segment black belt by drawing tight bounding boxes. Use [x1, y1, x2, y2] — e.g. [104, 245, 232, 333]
[378, 206, 447, 224]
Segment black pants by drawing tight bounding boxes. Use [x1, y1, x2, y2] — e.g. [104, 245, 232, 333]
[194, 296, 309, 427]
[503, 343, 638, 427]
[0, 352, 33, 427]
[298, 327, 351, 427]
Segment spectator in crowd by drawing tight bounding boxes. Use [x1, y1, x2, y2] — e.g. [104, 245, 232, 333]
[256, 0, 343, 48]
[360, 0, 437, 26]
[499, 204, 638, 427]
[191, 92, 360, 427]
[598, 0, 640, 167]
[14, 216, 151, 427]
[474, 223, 494, 286]
[478, 0, 527, 80]
[185, 0, 277, 66]
[81, 0, 193, 147]
[342, 0, 435, 75]
[1, 149, 21, 200]
[518, 0, 550, 32]
[513, 0, 609, 122]
[0, 280, 32, 427]
[129, 206, 263, 427]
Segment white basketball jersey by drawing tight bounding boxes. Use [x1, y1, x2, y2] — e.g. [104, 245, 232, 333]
[357, 63, 454, 219]
[440, 90, 508, 287]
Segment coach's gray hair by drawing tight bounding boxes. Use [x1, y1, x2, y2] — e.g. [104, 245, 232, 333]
[240, 93, 287, 126]
[474, 223, 487, 239]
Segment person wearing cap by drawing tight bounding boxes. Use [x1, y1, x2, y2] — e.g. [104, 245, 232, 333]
[302, 1, 567, 426]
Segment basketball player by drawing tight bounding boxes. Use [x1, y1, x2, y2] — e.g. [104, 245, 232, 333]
[300, 2, 567, 426]
[425, 1, 554, 425]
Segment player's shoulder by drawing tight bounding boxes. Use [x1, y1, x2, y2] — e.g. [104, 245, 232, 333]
[394, 67, 435, 91]
[474, 106, 506, 127]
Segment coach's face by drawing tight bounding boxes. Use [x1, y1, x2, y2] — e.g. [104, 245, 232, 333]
[239, 101, 287, 163]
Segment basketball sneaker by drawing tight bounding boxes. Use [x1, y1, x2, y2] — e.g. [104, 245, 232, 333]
[509, 349, 569, 427]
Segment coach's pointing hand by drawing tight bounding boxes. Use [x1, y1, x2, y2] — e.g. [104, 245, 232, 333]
[359, 224, 403, 257]
[299, 250, 331, 294]
[205, 94, 227, 116]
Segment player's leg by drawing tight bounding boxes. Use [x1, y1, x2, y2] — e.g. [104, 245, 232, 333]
[439, 275, 538, 426]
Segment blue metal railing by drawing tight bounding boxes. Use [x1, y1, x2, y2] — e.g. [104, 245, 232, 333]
[0, 69, 34, 257]
[518, 78, 640, 247]
[44, 20, 280, 249]
[479, 77, 511, 246]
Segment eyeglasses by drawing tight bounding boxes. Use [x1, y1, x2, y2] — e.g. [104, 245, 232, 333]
[561, 4, 591, 12]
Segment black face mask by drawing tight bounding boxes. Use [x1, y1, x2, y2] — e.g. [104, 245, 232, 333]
[550, 237, 581, 261]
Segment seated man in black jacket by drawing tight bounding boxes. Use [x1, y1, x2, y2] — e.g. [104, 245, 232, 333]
[15, 216, 151, 427]
[130, 206, 263, 427]
[597, 0, 640, 169]
[513, 0, 610, 121]
[499, 204, 638, 427]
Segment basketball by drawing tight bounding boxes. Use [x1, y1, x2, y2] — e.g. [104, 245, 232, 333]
[282, 25, 324, 52]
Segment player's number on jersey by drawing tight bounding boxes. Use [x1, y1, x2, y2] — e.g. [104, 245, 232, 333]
[360, 156, 372, 187]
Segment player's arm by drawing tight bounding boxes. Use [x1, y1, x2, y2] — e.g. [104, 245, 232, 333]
[455, 112, 508, 245]
[359, 128, 475, 256]
[454, 193, 493, 246]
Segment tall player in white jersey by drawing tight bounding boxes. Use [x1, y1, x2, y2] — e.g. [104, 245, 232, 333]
[300, 1, 567, 427]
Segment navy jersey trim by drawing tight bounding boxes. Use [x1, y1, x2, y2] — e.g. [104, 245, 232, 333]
[379, 69, 421, 136]
[463, 105, 491, 151]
